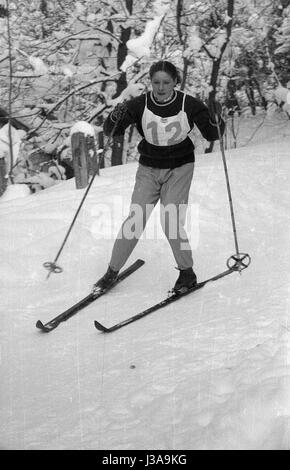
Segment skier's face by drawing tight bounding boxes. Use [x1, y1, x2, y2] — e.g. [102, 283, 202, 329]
[151, 71, 177, 102]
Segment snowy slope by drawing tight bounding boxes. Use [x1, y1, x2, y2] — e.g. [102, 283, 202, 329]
[0, 140, 289, 450]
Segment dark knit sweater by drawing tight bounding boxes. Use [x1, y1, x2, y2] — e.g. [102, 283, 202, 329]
[103, 90, 224, 169]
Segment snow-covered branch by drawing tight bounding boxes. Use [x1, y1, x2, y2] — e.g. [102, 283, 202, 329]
[28, 72, 121, 135]
[120, 7, 169, 71]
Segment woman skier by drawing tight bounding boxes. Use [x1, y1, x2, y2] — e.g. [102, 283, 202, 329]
[94, 60, 224, 294]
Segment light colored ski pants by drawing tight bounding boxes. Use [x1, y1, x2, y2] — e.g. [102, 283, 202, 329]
[110, 162, 194, 271]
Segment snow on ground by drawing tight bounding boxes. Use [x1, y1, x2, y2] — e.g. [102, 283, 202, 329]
[0, 138, 289, 450]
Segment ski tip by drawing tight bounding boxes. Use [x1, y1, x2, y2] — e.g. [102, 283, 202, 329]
[136, 259, 145, 266]
[35, 320, 55, 332]
[94, 320, 110, 333]
[36, 320, 45, 330]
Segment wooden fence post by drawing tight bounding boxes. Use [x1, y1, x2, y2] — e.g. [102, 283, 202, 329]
[71, 131, 99, 189]
[98, 131, 105, 169]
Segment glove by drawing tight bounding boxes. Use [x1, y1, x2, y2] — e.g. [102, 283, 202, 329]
[110, 101, 128, 123]
[208, 100, 223, 124]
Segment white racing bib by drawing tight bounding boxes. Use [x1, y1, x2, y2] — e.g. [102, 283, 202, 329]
[141, 92, 191, 147]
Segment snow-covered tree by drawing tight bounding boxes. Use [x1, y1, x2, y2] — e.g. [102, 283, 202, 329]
[1, 0, 289, 195]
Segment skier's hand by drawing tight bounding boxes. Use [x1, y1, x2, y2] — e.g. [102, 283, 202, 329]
[208, 100, 223, 124]
[111, 102, 128, 123]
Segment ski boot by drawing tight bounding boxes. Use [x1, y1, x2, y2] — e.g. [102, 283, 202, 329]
[173, 267, 197, 294]
[93, 266, 119, 294]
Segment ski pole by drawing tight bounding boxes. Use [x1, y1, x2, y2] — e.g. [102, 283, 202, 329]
[213, 107, 251, 272]
[43, 115, 122, 280]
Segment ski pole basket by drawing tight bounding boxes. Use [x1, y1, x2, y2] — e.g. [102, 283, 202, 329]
[226, 253, 251, 271]
[43, 261, 63, 274]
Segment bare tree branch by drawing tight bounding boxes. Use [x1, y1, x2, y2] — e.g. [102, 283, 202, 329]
[0, 54, 9, 63]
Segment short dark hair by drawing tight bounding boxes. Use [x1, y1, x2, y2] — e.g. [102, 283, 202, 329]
[149, 61, 181, 83]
